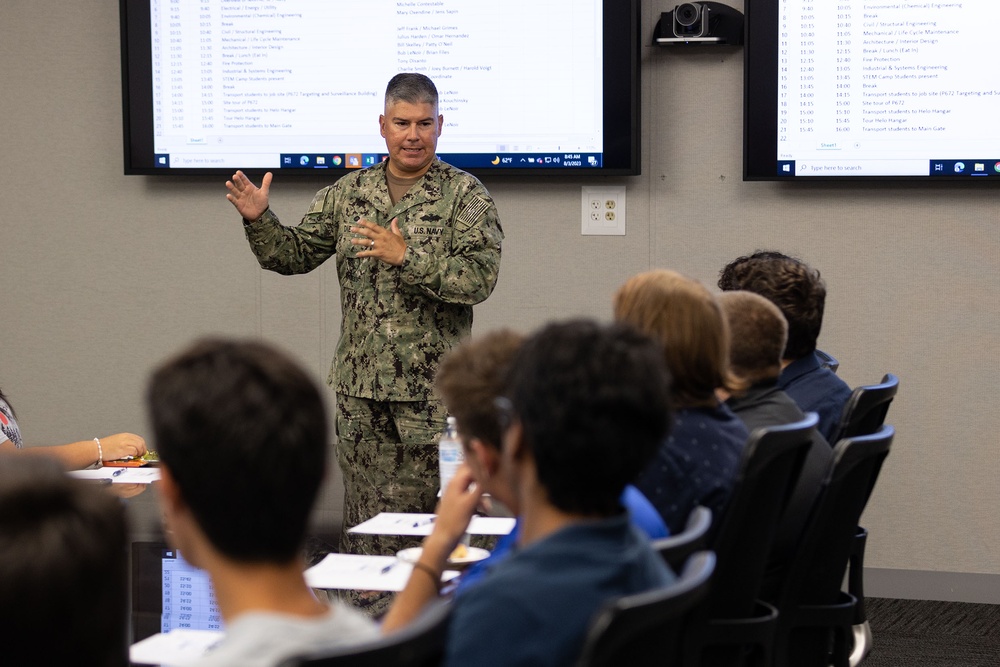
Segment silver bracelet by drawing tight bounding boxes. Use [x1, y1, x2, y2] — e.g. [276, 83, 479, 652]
[94, 437, 103, 467]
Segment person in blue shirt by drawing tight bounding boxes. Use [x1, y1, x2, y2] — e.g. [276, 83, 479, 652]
[458, 485, 668, 591]
[420, 328, 668, 593]
[615, 269, 750, 534]
[382, 320, 676, 667]
[718, 250, 852, 441]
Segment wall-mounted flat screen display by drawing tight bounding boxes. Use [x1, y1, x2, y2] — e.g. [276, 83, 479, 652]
[745, 0, 1000, 180]
[120, 0, 640, 176]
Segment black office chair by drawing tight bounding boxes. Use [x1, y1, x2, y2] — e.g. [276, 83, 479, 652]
[575, 551, 716, 667]
[770, 425, 894, 667]
[847, 526, 873, 666]
[815, 349, 840, 374]
[829, 373, 898, 445]
[652, 505, 712, 572]
[680, 414, 817, 667]
[828, 373, 899, 665]
[275, 599, 452, 667]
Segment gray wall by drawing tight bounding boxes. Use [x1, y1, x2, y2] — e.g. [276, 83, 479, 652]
[2, 1, 998, 600]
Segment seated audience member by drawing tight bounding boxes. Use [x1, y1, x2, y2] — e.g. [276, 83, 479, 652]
[717, 290, 832, 590]
[146, 339, 378, 667]
[0, 387, 146, 469]
[613, 269, 749, 534]
[431, 329, 669, 593]
[382, 320, 676, 667]
[0, 456, 129, 666]
[718, 250, 852, 441]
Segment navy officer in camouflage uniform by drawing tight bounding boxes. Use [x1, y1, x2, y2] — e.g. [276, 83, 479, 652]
[224, 73, 503, 593]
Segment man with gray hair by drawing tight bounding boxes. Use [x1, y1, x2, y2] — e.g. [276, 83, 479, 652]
[225, 73, 504, 611]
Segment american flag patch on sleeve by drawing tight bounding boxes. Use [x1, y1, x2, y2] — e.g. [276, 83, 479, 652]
[456, 196, 491, 231]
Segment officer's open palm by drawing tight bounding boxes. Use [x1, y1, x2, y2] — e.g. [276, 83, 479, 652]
[225, 170, 272, 221]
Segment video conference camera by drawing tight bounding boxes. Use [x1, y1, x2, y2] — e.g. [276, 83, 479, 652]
[653, 2, 744, 45]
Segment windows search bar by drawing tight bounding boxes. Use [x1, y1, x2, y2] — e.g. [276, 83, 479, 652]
[794, 160, 928, 176]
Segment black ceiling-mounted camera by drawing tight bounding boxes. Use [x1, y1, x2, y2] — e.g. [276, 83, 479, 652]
[674, 2, 711, 38]
[653, 2, 744, 45]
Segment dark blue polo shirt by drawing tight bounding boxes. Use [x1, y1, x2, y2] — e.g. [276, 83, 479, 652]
[777, 351, 853, 442]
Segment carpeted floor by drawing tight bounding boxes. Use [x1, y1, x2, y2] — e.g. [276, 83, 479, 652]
[864, 597, 1000, 666]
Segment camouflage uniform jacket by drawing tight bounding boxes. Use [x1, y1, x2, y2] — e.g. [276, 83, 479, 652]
[243, 159, 503, 401]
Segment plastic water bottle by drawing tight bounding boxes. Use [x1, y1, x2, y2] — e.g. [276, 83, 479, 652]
[438, 416, 464, 492]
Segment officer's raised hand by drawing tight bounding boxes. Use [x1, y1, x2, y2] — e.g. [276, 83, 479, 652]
[226, 170, 272, 221]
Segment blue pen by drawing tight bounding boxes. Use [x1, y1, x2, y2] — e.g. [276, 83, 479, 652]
[412, 517, 436, 528]
[111, 468, 125, 478]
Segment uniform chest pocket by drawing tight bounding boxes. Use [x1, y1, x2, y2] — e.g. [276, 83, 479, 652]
[337, 225, 369, 290]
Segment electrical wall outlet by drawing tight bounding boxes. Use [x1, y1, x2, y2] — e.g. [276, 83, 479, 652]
[581, 186, 626, 235]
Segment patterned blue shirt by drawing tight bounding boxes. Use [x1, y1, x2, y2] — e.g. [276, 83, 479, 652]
[635, 404, 749, 534]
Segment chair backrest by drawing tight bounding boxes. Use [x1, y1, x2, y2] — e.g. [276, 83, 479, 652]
[815, 349, 840, 374]
[772, 426, 894, 667]
[575, 551, 716, 667]
[705, 413, 817, 619]
[777, 425, 894, 608]
[830, 373, 899, 443]
[651, 505, 712, 572]
[275, 599, 452, 667]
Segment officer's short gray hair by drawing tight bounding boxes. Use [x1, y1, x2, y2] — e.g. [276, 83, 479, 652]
[385, 73, 439, 109]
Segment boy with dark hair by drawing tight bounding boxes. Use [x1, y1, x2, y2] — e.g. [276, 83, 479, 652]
[383, 320, 675, 667]
[147, 339, 378, 667]
[0, 456, 129, 666]
[433, 328, 667, 592]
[718, 250, 852, 440]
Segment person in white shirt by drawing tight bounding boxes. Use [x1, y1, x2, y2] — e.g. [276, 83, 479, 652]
[146, 338, 379, 667]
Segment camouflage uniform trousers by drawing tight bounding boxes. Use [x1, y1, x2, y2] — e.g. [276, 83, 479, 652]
[334, 393, 446, 615]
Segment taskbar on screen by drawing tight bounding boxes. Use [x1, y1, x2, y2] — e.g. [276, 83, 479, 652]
[775, 159, 1000, 177]
[277, 152, 605, 169]
[152, 152, 604, 170]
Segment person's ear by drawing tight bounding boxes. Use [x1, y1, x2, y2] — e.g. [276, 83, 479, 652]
[157, 465, 184, 513]
[157, 466, 196, 532]
[156, 466, 186, 547]
[468, 437, 500, 478]
[156, 466, 205, 565]
[502, 420, 526, 462]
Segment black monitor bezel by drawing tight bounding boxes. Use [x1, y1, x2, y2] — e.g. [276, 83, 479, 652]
[120, 0, 641, 177]
[742, 0, 1000, 183]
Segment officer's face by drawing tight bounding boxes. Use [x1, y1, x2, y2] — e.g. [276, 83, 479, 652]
[379, 100, 442, 178]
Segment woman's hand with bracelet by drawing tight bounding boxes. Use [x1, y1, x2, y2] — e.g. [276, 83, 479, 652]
[98, 433, 147, 462]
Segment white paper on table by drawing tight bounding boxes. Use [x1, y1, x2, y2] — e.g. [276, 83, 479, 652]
[304, 553, 460, 591]
[68, 467, 162, 484]
[130, 629, 224, 666]
[347, 512, 515, 536]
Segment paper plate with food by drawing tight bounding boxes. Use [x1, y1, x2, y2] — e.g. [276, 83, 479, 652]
[396, 543, 490, 570]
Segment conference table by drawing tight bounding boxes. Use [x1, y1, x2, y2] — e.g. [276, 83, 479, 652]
[109, 469, 515, 583]
[304, 512, 516, 591]
[121, 476, 514, 665]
